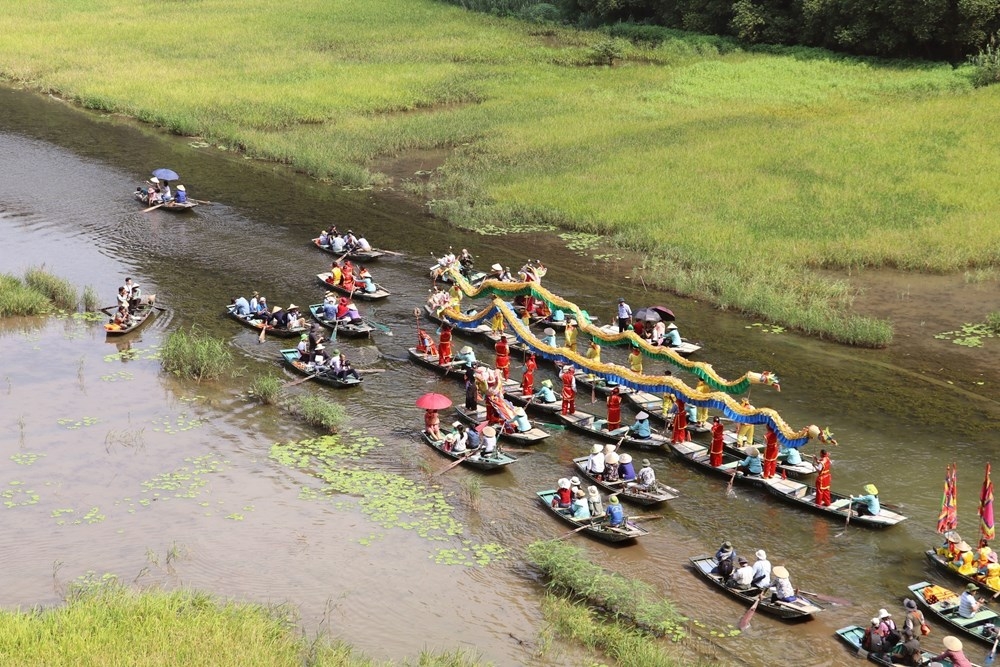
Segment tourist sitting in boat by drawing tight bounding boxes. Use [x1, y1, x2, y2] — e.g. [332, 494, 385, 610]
[664, 323, 683, 347]
[511, 407, 532, 433]
[770, 565, 798, 603]
[480, 426, 498, 458]
[232, 296, 251, 317]
[938, 530, 963, 560]
[959, 583, 984, 617]
[551, 480, 572, 510]
[629, 459, 656, 491]
[310, 343, 327, 365]
[540, 327, 557, 348]
[160, 181, 172, 202]
[752, 550, 771, 587]
[585, 339, 601, 364]
[618, 453, 636, 482]
[357, 265, 377, 294]
[286, 304, 307, 329]
[850, 484, 881, 516]
[736, 447, 764, 477]
[929, 636, 973, 667]
[174, 185, 187, 203]
[451, 423, 471, 453]
[416, 328, 437, 356]
[954, 541, 978, 576]
[328, 234, 346, 253]
[897, 629, 923, 666]
[326, 349, 360, 381]
[427, 287, 450, 313]
[650, 320, 666, 345]
[458, 248, 475, 277]
[861, 617, 886, 654]
[628, 345, 643, 374]
[586, 444, 605, 479]
[116, 286, 129, 311]
[335, 298, 363, 324]
[605, 495, 625, 527]
[713, 541, 738, 578]
[340, 261, 356, 291]
[603, 452, 620, 482]
[296, 334, 311, 361]
[318, 230, 330, 247]
[424, 408, 443, 441]
[727, 557, 754, 590]
[343, 230, 359, 251]
[629, 411, 652, 439]
[587, 486, 605, 517]
[983, 552, 1000, 588]
[111, 305, 133, 328]
[146, 177, 162, 204]
[536, 379, 558, 405]
[549, 308, 565, 323]
[569, 488, 590, 519]
[486, 263, 504, 282]
[267, 305, 287, 327]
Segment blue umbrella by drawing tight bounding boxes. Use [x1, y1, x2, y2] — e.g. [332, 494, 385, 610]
[152, 168, 179, 181]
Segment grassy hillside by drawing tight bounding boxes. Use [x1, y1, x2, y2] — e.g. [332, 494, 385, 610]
[3, 0, 999, 345]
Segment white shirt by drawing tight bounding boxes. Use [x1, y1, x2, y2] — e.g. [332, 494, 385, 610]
[587, 452, 605, 474]
[482, 435, 497, 454]
[752, 559, 772, 587]
[733, 565, 754, 587]
[357, 237, 372, 251]
[959, 591, 981, 618]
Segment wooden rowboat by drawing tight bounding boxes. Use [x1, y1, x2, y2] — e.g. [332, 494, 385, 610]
[536, 490, 648, 543]
[225, 304, 308, 339]
[721, 431, 819, 479]
[421, 430, 516, 471]
[926, 549, 1000, 595]
[311, 238, 385, 262]
[669, 440, 765, 485]
[690, 555, 822, 621]
[502, 379, 562, 415]
[407, 347, 471, 379]
[315, 272, 390, 301]
[453, 405, 550, 445]
[279, 349, 362, 388]
[134, 189, 198, 211]
[572, 456, 679, 506]
[595, 324, 701, 356]
[621, 390, 711, 435]
[102, 303, 157, 336]
[429, 263, 487, 285]
[761, 476, 906, 528]
[835, 624, 978, 666]
[559, 411, 669, 451]
[908, 580, 999, 647]
[307, 304, 375, 339]
[573, 371, 635, 399]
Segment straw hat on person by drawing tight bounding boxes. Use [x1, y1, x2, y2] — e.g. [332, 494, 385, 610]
[452, 421, 462, 428]
[772, 566, 789, 579]
[543, 328, 556, 336]
[570, 476, 581, 486]
[288, 304, 298, 310]
[482, 426, 496, 438]
[541, 379, 553, 388]
[747, 446, 761, 457]
[755, 550, 767, 560]
[574, 488, 586, 498]
[608, 495, 619, 504]
[620, 454, 632, 464]
[314, 344, 325, 351]
[568, 318, 577, 325]
[605, 452, 620, 465]
[592, 444, 603, 454]
[904, 599, 918, 610]
[604, 444, 617, 455]
[460, 346, 473, 355]
[864, 484, 879, 495]
[943, 636, 963, 651]
[588, 486, 601, 501]
[271, 305, 281, 313]
[870, 617, 880, 626]
[718, 541, 733, 558]
[513, 407, 526, 417]
[636, 411, 649, 420]
[667, 323, 678, 330]
[878, 608, 892, 619]
[491, 263, 503, 271]
[176, 184, 185, 191]
[558, 478, 571, 490]
[150, 176, 159, 184]
[959, 541, 972, 552]
[641, 459, 651, 467]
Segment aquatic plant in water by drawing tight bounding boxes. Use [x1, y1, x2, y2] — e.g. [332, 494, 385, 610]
[11, 452, 44, 466]
[935, 322, 998, 348]
[57, 416, 99, 430]
[150, 412, 206, 434]
[139, 454, 228, 501]
[1, 481, 40, 508]
[745, 322, 786, 334]
[269, 431, 505, 566]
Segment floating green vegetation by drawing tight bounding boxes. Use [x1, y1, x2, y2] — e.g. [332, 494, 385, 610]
[71, 311, 105, 322]
[1, 481, 40, 508]
[151, 412, 206, 434]
[139, 454, 227, 500]
[226, 513, 245, 521]
[103, 345, 159, 363]
[11, 452, 44, 466]
[100, 370, 134, 382]
[358, 533, 384, 547]
[746, 322, 786, 334]
[559, 232, 603, 254]
[79, 507, 105, 525]
[473, 221, 557, 236]
[269, 432, 505, 565]
[177, 395, 205, 403]
[51, 508, 75, 521]
[935, 323, 998, 348]
[57, 416, 99, 430]
[592, 253, 624, 262]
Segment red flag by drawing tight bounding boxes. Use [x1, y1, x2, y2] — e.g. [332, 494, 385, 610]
[980, 462, 995, 542]
[938, 464, 958, 534]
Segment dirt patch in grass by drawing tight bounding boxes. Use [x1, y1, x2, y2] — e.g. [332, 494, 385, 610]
[371, 147, 451, 192]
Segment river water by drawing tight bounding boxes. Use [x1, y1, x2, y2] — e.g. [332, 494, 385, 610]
[1, 85, 998, 666]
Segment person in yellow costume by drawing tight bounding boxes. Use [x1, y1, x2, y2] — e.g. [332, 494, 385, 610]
[564, 318, 578, 351]
[983, 552, 1000, 590]
[628, 346, 643, 374]
[329, 261, 342, 287]
[585, 339, 601, 364]
[490, 310, 505, 333]
[736, 397, 755, 445]
[448, 283, 463, 308]
[953, 541, 978, 576]
[695, 380, 711, 424]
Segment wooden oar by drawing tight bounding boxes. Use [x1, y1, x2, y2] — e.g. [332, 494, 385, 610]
[141, 203, 164, 213]
[355, 368, 385, 374]
[738, 591, 766, 631]
[985, 633, 999, 665]
[190, 198, 214, 205]
[836, 503, 853, 537]
[435, 450, 477, 475]
[283, 373, 319, 388]
[258, 319, 268, 344]
[364, 318, 393, 336]
[794, 589, 852, 606]
[726, 471, 737, 497]
[554, 522, 595, 541]
[375, 248, 404, 257]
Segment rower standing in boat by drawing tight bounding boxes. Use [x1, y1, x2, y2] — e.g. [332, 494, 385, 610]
[814, 449, 832, 507]
[521, 353, 537, 396]
[464, 366, 478, 410]
[438, 323, 453, 366]
[762, 423, 780, 479]
[710, 417, 725, 467]
[494, 335, 511, 380]
[671, 397, 691, 444]
[606, 387, 622, 432]
[560, 364, 576, 415]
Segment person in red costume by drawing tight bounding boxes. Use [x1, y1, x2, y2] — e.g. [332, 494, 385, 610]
[814, 449, 832, 506]
[710, 416, 725, 467]
[521, 353, 537, 396]
[762, 423, 780, 479]
[438, 323, 453, 366]
[672, 397, 690, 444]
[560, 365, 576, 415]
[606, 387, 622, 432]
[340, 261, 355, 292]
[494, 334, 511, 380]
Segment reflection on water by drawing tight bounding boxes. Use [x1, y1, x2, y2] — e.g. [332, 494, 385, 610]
[0, 84, 997, 666]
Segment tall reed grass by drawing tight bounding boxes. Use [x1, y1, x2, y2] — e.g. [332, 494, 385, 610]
[160, 328, 235, 383]
[286, 394, 348, 433]
[250, 374, 283, 405]
[23, 266, 77, 311]
[0, 274, 50, 317]
[2, 1, 996, 343]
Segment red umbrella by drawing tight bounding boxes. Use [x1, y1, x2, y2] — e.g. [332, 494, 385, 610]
[415, 393, 452, 410]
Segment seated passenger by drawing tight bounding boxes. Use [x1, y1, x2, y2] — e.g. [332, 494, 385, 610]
[630, 411, 652, 439]
[737, 446, 764, 477]
[850, 484, 881, 516]
[605, 495, 625, 527]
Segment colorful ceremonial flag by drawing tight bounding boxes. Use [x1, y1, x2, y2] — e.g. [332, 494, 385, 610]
[938, 464, 958, 534]
[981, 463, 995, 542]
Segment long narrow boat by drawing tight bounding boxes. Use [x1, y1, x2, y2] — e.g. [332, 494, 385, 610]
[102, 303, 157, 336]
[572, 456, 679, 506]
[835, 625, 978, 666]
[560, 411, 669, 451]
[621, 389, 712, 435]
[407, 347, 471, 379]
[226, 304, 308, 339]
[429, 262, 487, 285]
[422, 305, 531, 356]
[307, 304, 375, 339]
[502, 380, 562, 415]
[279, 349, 363, 388]
[311, 238, 385, 262]
[908, 581, 999, 647]
[573, 371, 635, 399]
[134, 189, 198, 212]
[926, 549, 1000, 595]
[669, 440, 764, 485]
[453, 405, 550, 445]
[536, 490, 648, 543]
[315, 273, 390, 301]
[690, 555, 823, 621]
[594, 324, 701, 356]
[421, 430, 516, 471]
[761, 476, 907, 528]
[721, 431, 820, 479]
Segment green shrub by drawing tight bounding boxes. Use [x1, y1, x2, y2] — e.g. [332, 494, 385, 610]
[589, 37, 627, 65]
[23, 266, 77, 311]
[285, 394, 347, 433]
[250, 374, 282, 405]
[160, 328, 235, 383]
[986, 311, 1000, 334]
[81, 285, 99, 312]
[970, 35, 1000, 87]
[0, 273, 50, 317]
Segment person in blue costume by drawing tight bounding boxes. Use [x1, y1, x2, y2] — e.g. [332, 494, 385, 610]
[629, 411, 652, 439]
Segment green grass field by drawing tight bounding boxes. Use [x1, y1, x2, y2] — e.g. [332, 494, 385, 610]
[3, 0, 999, 345]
